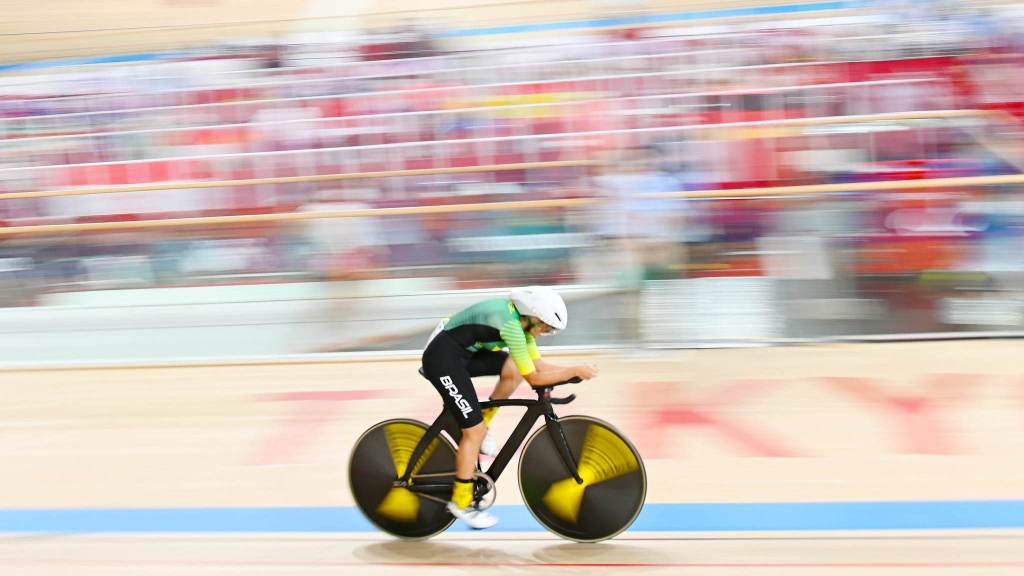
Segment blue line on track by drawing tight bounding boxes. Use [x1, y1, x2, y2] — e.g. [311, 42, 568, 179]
[2, 500, 1022, 533]
[439, 2, 853, 37]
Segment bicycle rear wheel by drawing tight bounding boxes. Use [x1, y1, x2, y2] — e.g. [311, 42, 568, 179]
[349, 418, 456, 539]
[518, 415, 646, 542]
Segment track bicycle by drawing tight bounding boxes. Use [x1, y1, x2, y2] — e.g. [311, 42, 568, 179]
[349, 371, 646, 542]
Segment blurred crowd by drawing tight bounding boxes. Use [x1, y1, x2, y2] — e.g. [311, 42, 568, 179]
[0, 1, 1024, 341]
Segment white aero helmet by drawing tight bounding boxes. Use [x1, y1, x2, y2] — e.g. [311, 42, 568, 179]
[510, 285, 568, 332]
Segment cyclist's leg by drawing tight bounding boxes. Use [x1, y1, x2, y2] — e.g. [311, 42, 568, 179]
[488, 353, 524, 401]
[422, 340, 497, 528]
[422, 353, 484, 481]
[467, 349, 513, 405]
[467, 351, 512, 453]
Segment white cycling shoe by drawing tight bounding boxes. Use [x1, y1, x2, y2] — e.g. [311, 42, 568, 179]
[447, 502, 499, 530]
[480, 428, 499, 457]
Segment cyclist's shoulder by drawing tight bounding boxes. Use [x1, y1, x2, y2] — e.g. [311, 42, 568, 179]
[468, 297, 518, 318]
[447, 297, 518, 327]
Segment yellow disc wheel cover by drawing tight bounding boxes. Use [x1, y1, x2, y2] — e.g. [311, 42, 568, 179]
[542, 423, 639, 524]
[375, 423, 440, 523]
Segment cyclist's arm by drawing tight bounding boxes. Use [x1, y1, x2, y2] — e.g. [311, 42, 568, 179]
[527, 357, 597, 386]
[524, 363, 584, 386]
[528, 334, 586, 382]
[526, 334, 541, 361]
[502, 321, 595, 386]
[534, 356, 555, 371]
[500, 319, 538, 377]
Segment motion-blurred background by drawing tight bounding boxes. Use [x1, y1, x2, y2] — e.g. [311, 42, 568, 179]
[2, 0, 1024, 363]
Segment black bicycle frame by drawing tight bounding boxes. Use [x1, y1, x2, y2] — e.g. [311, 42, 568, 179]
[396, 383, 584, 492]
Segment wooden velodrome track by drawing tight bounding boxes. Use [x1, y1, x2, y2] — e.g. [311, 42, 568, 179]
[0, 341, 1023, 574]
[2, 531, 1023, 575]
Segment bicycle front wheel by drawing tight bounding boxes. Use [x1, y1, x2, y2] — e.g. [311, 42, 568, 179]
[518, 415, 646, 542]
[349, 418, 456, 539]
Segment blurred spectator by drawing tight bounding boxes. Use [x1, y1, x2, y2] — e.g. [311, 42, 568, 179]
[590, 145, 687, 340]
[299, 187, 388, 281]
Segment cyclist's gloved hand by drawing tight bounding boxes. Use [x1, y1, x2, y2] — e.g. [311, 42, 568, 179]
[574, 364, 599, 380]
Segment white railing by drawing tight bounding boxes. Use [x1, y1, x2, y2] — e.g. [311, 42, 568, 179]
[0, 78, 950, 169]
[0, 32, 764, 96]
[0, 26, 969, 120]
[0, 110, 983, 196]
[0, 56, 907, 143]
[0, 27, 960, 99]
[1, 48, 748, 117]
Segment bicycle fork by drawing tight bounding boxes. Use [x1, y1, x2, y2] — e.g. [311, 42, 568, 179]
[543, 393, 584, 485]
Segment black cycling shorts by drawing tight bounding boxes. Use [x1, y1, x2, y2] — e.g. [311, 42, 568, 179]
[421, 331, 508, 429]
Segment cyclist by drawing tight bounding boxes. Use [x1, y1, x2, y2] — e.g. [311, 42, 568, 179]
[421, 285, 599, 529]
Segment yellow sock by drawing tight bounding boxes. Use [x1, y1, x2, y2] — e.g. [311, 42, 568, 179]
[482, 406, 499, 427]
[452, 478, 474, 509]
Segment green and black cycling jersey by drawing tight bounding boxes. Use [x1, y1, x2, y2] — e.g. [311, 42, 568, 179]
[440, 298, 541, 376]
